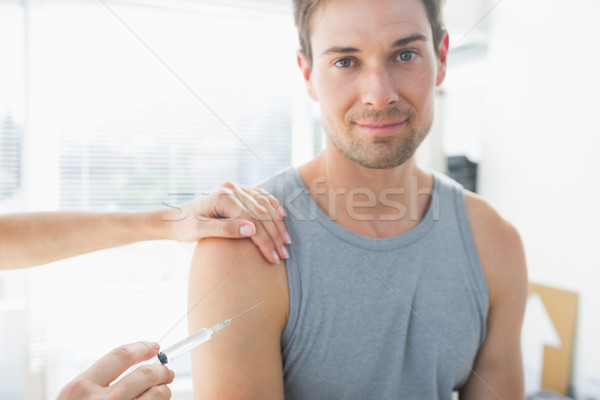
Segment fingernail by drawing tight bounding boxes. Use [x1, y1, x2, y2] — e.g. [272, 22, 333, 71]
[170, 369, 175, 382]
[283, 232, 292, 244]
[151, 342, 160, 350]
[239, 224, 254, 236]
[278, 206, 287, 218]
[272, 250, 281, 264]
[281, 246, 290, 259]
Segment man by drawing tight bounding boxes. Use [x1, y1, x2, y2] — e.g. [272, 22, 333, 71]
[187, 0, 528, 398]
[0, 182, 290, 399]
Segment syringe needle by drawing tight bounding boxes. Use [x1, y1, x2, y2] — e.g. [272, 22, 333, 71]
[210, 301, 264, 333]
[229, 301, 264, 322]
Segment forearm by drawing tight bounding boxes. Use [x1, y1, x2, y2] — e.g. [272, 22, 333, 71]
[0, 184, 291, 271]
[0, 210, 168, 270]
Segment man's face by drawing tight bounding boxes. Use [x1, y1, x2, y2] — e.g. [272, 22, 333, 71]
[298, 0, 448, 169]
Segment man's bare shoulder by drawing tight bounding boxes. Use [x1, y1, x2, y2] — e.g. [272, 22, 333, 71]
[462, 191, 528, 304]
[459, 191, 528, 398]
[188, 238, 289, 399]
[189, 237, 289, 327]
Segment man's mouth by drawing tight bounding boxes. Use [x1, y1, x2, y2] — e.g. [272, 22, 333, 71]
[354, 120, 407, 136]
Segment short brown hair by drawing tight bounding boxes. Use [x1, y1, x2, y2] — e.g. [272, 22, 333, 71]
[293, 0, 446, 66]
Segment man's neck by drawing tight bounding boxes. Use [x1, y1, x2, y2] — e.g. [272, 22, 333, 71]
[298, 148, 434, 238]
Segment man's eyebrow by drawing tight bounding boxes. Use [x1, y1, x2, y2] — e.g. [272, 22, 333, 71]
[321, 46, 360, 56]
[392, 34, 428, 47]
[321, 34, 428, 56]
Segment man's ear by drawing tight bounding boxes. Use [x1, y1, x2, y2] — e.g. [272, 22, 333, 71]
[297, 50, 318, 101]
[436, 31, 449, 87]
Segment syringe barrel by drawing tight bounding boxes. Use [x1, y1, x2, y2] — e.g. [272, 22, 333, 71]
[160, 328, 213, 363]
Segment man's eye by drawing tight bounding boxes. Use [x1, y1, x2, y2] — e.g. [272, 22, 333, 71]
[334, 58, 354, 68]
[397, 50, 416, 62]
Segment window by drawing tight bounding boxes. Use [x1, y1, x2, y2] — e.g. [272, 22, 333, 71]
[0, 1, 311, 398]
[37, 1, 297, 210]
[0, 2, 27, 399]
[0, 0, 24, 203]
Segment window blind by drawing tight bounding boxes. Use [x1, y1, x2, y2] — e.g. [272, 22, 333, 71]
[30, 0, 297, 211]
[0, 1, 24, 202]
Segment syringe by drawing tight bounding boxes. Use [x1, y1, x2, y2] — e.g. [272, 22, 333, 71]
[148, 301, 263, 365]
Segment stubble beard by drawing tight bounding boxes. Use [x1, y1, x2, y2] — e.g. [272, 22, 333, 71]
[323, 107, 434, 170]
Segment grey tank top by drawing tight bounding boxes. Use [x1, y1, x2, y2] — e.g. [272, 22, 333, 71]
[258, 167, 489, 400]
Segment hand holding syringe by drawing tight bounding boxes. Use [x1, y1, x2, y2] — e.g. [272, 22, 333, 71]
[147, 301, 264, 366]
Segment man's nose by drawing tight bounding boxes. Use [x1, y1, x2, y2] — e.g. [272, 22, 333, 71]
[360, 66, 400, 108]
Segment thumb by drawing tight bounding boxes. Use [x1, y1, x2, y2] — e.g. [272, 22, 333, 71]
[210, 219, 256, 238]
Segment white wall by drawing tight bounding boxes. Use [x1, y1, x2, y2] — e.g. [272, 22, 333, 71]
[480, 0, 600, 396]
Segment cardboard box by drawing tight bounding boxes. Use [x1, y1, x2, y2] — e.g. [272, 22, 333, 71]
[529, 283, 578, 395]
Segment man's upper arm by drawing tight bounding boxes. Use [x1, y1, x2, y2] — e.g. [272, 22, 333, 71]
[460, 193, 528, 400]
[187, 237, 289, 399]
